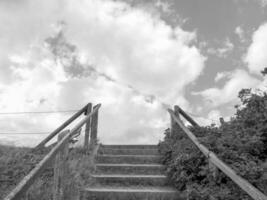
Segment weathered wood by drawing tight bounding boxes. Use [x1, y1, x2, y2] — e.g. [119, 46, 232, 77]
[168, 109, 267, 200]
[170, 107, 175, 136]
[219, 117, 225, 125]
[208, 160, 218, 180]
[84, 103, 92, 149]
[92, 143, 101, 170]
[4, 104, 101, 200]
[35, 103, 90, 149]
[176, 105, 199, 127]
[90, 105, 99, 147]
[170, 106, 183, 138]
[53, 131, 69, 200]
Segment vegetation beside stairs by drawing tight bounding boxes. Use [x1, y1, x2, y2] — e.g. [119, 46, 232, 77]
[0, 145, 96, 200]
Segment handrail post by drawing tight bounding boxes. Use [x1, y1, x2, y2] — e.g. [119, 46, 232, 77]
[170, 105, 183, 138]
[170, 106, 175, 136]
[84, 103, 92, 149]
[176, 105, 199, 127]
[53, 130, 70, 200]
[90, 105, 99, 148]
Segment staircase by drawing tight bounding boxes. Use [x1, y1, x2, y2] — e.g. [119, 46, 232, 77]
[80, 144, 184, 200]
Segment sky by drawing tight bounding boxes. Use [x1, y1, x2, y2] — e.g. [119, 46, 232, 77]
[0, 0, 267, 146]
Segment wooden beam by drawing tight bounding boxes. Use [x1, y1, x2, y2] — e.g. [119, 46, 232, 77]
[34, 103, 90, 149]
[84, 103, 92, 149]
[53, 131, 69, 200]
[90, 105, 99, 147]
[170, 106, 183, 138]
[176, 105, 199, 127]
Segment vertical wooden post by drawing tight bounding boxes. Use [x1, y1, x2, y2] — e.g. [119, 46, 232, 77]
[84, 103, 92, 149]
[53, 130, 69, 200]
[25, 191, 29, 200]
[219, 117, 225, 126]
[90, 105, 99, 147]
[174, 106, 180, 119]
[209, 160, 218, 179]
[170, 111, 175, 136]
[170, 105, 182, 138]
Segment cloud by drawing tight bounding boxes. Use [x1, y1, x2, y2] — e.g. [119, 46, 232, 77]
[61, 0, 205, 98]
[0, 0, 205, 146]
[214, 71, 232, 82]
[193, 69, 260, 107]
[155, 0, 172, 14]
[235, 26, 245, 43]
[257, 0, 267, 7]
[245, 22, 267, 75]
[207, 38, 234, 58]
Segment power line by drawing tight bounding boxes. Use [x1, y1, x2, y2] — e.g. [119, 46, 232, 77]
[0, 132, 50, 135]
[0, 110, 79, 115]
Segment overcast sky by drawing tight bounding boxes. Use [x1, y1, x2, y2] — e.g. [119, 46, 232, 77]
[0, 0, 267, 146]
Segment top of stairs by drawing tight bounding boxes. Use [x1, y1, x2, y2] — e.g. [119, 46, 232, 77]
[101, 144, 158, 149]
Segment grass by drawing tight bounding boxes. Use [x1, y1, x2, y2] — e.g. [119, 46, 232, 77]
[0, 144, 96, 200]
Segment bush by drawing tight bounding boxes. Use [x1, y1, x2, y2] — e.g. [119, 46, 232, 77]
[159, 89, 267, 200]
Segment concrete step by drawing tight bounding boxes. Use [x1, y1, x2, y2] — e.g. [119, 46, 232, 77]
[92, 174, 169, 186]
[99, 148, 159, 155]
[96, 155, 161, 164]
[101, 145, 158, 150]
[96, 164, 164, 175]
[80, 186, 184, 200]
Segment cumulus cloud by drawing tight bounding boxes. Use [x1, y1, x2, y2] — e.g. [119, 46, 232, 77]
[245, 22, 267, 75]
[192, 69, 260, 107]
[0, 0, 205, 146]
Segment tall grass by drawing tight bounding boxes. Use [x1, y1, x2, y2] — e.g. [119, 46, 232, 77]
[0, 145, 95, 200]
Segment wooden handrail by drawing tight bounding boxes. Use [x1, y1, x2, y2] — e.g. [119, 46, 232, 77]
[4, 103, 101, 200]
[168, 108, 267, 200]
[175, 106, 199, 127]
[35, 103, 91, 149]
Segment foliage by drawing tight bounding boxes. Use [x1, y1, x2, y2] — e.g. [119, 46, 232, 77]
[0, 145, 95, 200]
[159, 89, 267, 200]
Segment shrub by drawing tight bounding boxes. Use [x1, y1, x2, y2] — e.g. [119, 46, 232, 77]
[159, 89, 267, 200]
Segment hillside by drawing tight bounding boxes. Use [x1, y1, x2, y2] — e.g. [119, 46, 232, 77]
[0, 145, 95, 200]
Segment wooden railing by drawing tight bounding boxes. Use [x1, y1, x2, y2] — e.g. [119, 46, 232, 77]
[4, 103, 101, 200]
[168, 105, 267, 200]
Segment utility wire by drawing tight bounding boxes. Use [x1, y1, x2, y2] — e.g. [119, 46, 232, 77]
[0, 132, 50, 135]
[0, 110, 79, 115]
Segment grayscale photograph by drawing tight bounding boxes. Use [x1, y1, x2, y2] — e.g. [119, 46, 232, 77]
[0, 0, 266, 199]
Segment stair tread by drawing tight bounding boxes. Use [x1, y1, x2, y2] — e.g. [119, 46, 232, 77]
[92, 174, 167, 178]
[102, 145, 158, 146]
[96, 163, 164, 167]
[102, 148, 158, 150]
[98, 155, 161, 157]
[101, 145, 158, 150]
[84, 186, 177, 193]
